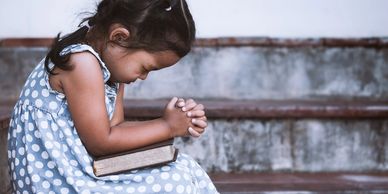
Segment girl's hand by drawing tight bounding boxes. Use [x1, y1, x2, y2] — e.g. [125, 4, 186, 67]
[163, 97, 192, 138]
[177, 98, 208, 138]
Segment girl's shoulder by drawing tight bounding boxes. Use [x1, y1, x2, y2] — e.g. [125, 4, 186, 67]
[59, 44, 111, 82]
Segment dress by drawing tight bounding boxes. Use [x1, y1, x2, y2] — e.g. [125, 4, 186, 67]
[7, 44, 219, 194]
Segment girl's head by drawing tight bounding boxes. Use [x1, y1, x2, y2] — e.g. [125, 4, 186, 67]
[45, 0, 196, 83]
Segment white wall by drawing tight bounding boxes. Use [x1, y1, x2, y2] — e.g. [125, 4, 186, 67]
[1, 0, 388, 38]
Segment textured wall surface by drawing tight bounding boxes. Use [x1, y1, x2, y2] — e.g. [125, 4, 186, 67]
[174, 119, 388, 172]
[126, 47, 388, 100]
[1, 47, 388, 101]
[1, 46, 387, 174]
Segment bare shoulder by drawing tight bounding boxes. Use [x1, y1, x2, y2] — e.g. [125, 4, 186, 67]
[58, 51, 104, 85]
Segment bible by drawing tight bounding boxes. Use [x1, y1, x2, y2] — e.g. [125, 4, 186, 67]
[93, 138, 178, 177]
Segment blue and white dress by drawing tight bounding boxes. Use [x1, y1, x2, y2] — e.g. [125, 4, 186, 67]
[7, 44, 219, 194]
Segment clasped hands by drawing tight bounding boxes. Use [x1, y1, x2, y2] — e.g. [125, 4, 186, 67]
[163, 97, 207, 138]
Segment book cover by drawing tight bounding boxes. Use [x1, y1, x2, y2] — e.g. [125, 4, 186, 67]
[93, 138, 178, 176]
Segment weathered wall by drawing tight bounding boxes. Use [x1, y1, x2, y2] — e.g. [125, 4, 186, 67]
[175, 119, 388, 172]
[1, 47, 388, 101]
[1, 45, 387, 173]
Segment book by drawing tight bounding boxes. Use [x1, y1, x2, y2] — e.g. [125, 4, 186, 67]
[93, 138, 178, 177]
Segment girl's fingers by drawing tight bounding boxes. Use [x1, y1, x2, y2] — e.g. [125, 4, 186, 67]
[192, 103, 205, 111]
[191, 118, 207, 128]
[176, 98, 185, 108]
[186, 110, 205, 118]
[167, 97, 178, 110]
[182, 99, 196, 112]
[188, 127, 201, 138]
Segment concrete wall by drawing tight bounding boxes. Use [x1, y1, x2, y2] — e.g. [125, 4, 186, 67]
[1, 0, 388, 38]
[1, 45, 387, 172]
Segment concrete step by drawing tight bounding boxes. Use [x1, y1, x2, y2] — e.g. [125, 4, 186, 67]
[210, 173, 388, 194]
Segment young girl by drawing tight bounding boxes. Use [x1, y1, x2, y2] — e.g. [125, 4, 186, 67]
[7, 0, 219, 193]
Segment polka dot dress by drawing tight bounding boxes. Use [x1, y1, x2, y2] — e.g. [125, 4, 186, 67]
[7, 44, 219, 194]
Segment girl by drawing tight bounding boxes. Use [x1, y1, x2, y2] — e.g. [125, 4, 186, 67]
[7, 0, 219, 193]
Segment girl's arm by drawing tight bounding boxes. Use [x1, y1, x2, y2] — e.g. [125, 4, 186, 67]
[61, 52, 191, 156]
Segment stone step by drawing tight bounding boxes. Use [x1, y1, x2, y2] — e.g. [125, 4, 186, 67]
[210, 173, 388, 194]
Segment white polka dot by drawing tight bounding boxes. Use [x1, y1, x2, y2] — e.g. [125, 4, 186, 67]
[76, 180, 85, 187]
[47, 161, 55, 169]
[61, 188, 69, 194]
[183, 173, 190, 180]
[176, 185, 185, 193]
[27, 166, 34, 173]
[30, 79, 36, 87]
[34, 131, 41, 140]
[161, 166, 171, 171]
[109, 175, 119, 181]
[41, 89, 50, 97]
[31, 175, 40, 183]
[152, 184, 161, 192]
[164, 183, 173, 192]
[39, 78, 45, 86]
[27, 154, 35, 162]
[15, 158, 20, 166]
[18, 180, 24, 188]
[199, 180, 207, 188]
[85, 166, 93, 174]
[126, 187, 135, 193]
[172, 173, 181, 181]
[45, 170, 53, 178]
[53, 179, 62, 186]
[19, 168, 25, 176]
[42, 180, 50, 189]
[18, 147, 25, 156]
[40, 121, 48, 129]
[41, 151, 49, 159]
[161, 172, 170, 180]
[52, 150, 60, 158]
[58, 119, 66, 127]
[75, 170, 83, 177]
[49, 101, 58, 109]
[87, 181, 96, 187]
[25, 177, 30, 185]
[51, 123, 58, 131]
[70, 160, 79, 166]
[24, 89, 30, 97]
[35, 99, 43, 108]
[66, 177, 74, 184]
[28, 123, 34, 131]
[31, 144, 40, 152]
[195, 169, 203, 177]
[35, 161, 44, 169]
[134, 175, 142, 182]
[44, 141, 53, 149]
[46, 132, 54, 140]
[114, 186, 123, 191]
[31, 90, 38, 98]
[151, 169, 160, 174]
[31, 72, 37, 78]
[36, 111, 43, 118]
[81, 190, 90, 194]
[38, 71, 43, 78]
[145, 175, 155, 184]
[181, 159, 189, 166]
[137, 186, 146, 193]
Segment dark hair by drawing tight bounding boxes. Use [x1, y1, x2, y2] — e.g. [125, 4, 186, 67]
[44, 0, 196, 74]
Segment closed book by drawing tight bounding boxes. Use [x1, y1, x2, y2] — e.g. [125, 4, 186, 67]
[93, 139, 178, 177]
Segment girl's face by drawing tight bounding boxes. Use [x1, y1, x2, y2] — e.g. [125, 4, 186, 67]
[101, 45, 180, 84]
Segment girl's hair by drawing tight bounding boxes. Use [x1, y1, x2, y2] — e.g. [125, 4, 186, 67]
[44, 0, 196, 74]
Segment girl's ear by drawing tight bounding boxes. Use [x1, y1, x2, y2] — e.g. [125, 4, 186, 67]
[109, 24, 130, 42]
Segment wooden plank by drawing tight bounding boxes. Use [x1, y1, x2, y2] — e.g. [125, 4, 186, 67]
[210, 173, 388, 192]
[1, 37, 388, 48]
[123, 99, 388, 119]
